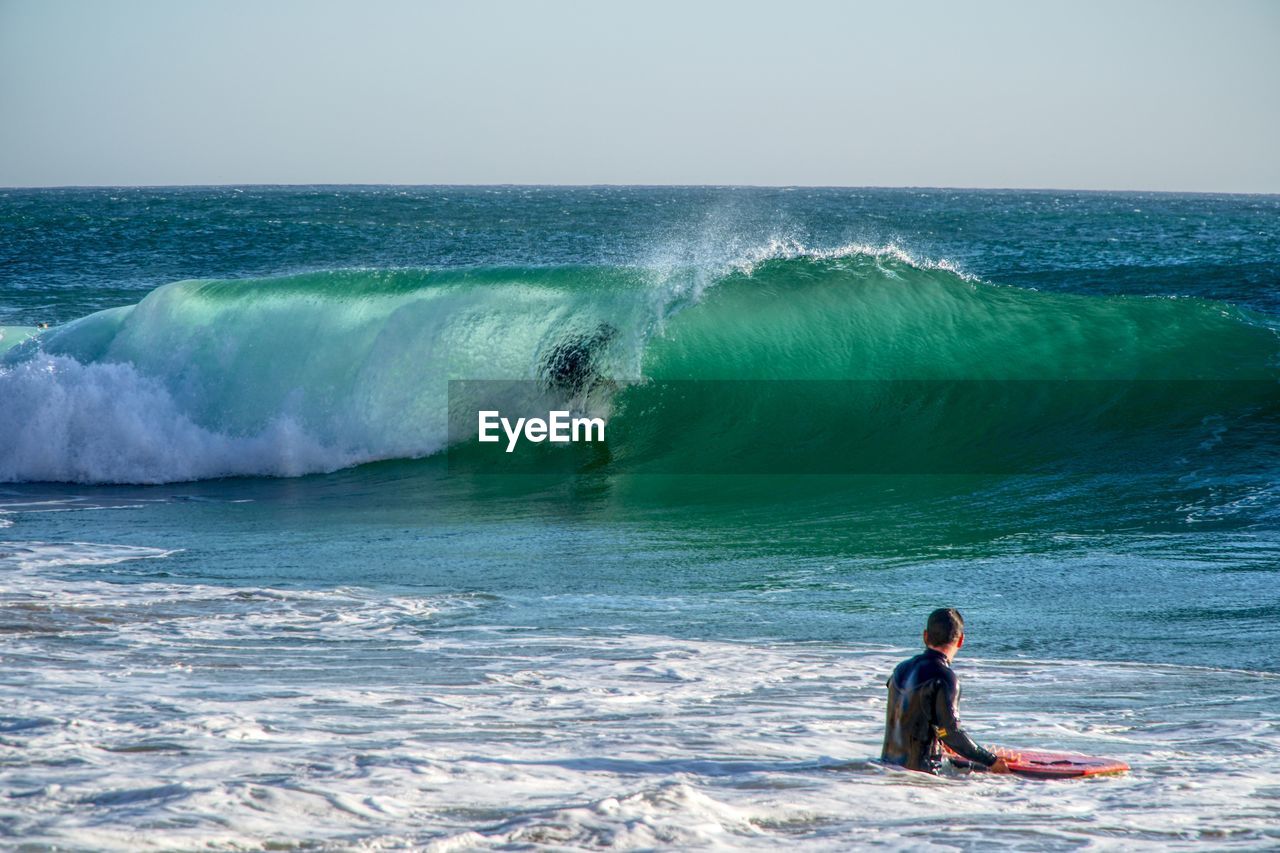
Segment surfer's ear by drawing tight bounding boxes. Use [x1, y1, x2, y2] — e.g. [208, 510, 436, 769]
[956, 632, 965, 650]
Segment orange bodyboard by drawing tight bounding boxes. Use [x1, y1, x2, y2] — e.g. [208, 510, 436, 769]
[946, 744, 1129, 778]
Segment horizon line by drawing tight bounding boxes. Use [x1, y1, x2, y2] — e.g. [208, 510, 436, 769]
[2, 182, 1278, 198]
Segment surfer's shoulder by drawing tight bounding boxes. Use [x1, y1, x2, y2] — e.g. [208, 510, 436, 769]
[914, 652, 957, 687]
[891, 651, 953, 690]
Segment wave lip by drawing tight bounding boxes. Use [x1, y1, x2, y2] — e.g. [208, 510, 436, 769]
[725, 237, 979, 280]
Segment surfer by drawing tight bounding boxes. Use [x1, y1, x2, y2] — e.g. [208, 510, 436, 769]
[541, 324, 616, 396]
[881, 607, 1011, 774]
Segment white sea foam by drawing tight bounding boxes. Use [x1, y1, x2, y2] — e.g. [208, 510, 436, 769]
[727, 237, 978, 281]
[1, 545, 1278, 850]
[0, 539, 177, 569]
[0, 354, 361, 483]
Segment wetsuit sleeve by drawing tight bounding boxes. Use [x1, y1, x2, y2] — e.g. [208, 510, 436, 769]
[932, 673, 998, 767]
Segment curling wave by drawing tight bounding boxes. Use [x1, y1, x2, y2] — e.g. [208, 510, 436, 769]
[1, 247, 1276, 483]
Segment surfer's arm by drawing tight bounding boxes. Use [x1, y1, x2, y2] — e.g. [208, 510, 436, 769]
[932, 676, 998, 767]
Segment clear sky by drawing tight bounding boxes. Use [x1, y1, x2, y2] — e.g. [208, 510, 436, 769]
[1, 0, 1277, 191]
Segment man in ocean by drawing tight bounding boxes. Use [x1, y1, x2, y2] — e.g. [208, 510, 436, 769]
[881, 607, 1011, 774]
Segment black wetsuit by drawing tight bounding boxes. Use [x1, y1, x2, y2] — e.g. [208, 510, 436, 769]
[881, 648, 997, 773]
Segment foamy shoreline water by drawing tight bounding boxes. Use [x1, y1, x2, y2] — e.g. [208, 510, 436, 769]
[2, 540, 1277, 850]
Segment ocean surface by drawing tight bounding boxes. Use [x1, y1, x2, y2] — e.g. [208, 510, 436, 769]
[1, 186, 1279, 850]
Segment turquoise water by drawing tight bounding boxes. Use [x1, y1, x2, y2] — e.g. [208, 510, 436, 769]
[2, 187, 1279, 849]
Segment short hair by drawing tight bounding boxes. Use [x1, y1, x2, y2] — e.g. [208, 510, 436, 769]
[925, 607, 965, 647]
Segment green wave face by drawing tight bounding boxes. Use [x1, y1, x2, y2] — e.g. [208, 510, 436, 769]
[595, 255, 1280, 477]
[2, 252, 1277, 483]
[645, 255, 1277, 381]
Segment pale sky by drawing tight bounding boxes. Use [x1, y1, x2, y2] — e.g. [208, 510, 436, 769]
[1, 0, 1277, 191]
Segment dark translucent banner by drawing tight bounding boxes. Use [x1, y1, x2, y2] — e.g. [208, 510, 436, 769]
[447, 379, 1280, 475]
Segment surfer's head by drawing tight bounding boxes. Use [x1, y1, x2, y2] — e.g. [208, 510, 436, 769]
[924, 607, 965, 656]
